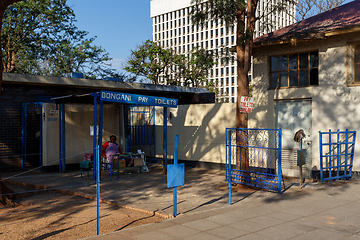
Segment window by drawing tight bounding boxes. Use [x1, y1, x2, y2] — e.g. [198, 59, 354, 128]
[269, 51, 319, 89]
[354, 45, 360, 83]
[347, 44, 360, 85]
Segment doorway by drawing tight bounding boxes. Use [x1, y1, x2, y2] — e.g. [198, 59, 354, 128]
[276, 100, 312, 178]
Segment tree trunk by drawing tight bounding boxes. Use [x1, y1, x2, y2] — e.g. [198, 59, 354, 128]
[235, 0, 259, 182]
[0, 0, 23, 97]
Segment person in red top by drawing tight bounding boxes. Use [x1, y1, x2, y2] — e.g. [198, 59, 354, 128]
[102, 135, 123, 163]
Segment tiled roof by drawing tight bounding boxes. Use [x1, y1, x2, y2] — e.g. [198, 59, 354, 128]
[254, 0, 360, 45]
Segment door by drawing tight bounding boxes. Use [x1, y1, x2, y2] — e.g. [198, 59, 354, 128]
[276, 100, 312, 177]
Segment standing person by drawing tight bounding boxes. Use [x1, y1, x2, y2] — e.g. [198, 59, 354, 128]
[102, 135, 122, 163]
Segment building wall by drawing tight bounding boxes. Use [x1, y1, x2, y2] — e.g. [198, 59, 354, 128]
[154, 103, 236, 165]
[42, 103, 121, 166]
[252, 32, 360, 173]
[0, 84, 115, 171]
[150, 0, 297, 102]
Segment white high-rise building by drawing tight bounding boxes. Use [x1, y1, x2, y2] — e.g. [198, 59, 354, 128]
[150, 0, 296, 102]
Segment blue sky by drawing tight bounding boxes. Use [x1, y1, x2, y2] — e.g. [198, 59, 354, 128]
[67, 0, 153, 72]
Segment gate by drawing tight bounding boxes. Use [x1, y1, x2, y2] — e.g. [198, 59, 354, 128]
[22, 102, 43, 170]
[319, 129, 356, 183]
[128, 106, 155, 157]
[226, 128, 282, 193]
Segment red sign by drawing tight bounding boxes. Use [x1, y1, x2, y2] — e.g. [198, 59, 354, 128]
[240, 96, 254, 113]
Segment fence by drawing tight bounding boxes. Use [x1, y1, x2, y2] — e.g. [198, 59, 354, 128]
[226, 128, 282, 193]
[319, 129, 356, 183]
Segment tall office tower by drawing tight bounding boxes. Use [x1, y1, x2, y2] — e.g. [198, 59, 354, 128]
[150, 0, 296, 102]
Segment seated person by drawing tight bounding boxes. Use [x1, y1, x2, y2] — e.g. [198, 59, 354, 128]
[102, 135, 123, 164]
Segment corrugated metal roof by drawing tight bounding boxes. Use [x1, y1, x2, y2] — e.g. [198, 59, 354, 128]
[254, 0, 360, 45]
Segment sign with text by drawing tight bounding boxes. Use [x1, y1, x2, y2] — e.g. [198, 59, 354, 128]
[240, 96, 254, 113]
[100, 90, 178, 108]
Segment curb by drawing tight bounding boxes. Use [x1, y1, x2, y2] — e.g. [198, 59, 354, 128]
[3, 179, 174, 220]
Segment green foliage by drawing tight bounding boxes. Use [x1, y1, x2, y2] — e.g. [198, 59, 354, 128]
[2, 0, 118, 79]
[177, 47, 217, 87]
[125, 40, 216, 87]
[124, 40, 177, 84]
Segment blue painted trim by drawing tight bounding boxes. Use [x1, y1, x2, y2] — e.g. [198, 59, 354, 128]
[100, 90, 178, 108]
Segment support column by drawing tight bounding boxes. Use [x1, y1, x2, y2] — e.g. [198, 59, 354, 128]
[93, 95, 98, 180]
[163, 107, 168, 173]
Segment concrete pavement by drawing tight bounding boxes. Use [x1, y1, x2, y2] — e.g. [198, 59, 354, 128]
[3, 164, 360, 239]
[86, 179, 360, 239]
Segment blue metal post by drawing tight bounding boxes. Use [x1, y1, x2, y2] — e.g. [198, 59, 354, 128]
[228, 130, 232, 204]
[96, 145, 100, 235]
[319, 131, 323, 184]
[59, 104, 62, 173]
[93, 96, 98, 180]
[278, 129, 282, 193]
[163, 107, 168, 173]
[61, 104, 66, 172]
[98, 101, 104, 156]
[125, 105, 130, 153]
[39, 103, 43, 171]
[336, 129, 340, 178]
[349, 131, 356, 176]
[329, 129, 332, 180]
[345, 129, 348, 177]
[22, 103, 27, 170]
[173, 135, 179, 217]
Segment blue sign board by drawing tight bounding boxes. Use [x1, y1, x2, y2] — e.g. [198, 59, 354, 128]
[100, 90, 178, 108]
[167, 163, 185, 188]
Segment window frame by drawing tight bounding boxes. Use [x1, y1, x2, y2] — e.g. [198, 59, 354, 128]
[268, 51, 319, 89]
[347, 43, 360, 86]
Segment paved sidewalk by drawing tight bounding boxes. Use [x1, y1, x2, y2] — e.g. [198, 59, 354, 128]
[85, 180, 360, 240]
[3, 165, 360, 239]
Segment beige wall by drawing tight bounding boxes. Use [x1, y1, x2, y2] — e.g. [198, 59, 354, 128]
[252, 32, 360, 172]
[42, 103, 121, 166]
[154, 103, 236, 164]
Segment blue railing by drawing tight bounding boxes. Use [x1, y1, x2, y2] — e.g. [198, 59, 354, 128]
[319, 129, 356, 183]
[226, 128, 282, 193]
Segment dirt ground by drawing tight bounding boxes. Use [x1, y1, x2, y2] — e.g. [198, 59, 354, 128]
[0, 184, 165, 240]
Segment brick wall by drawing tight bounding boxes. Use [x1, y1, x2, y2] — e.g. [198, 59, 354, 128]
[0, 84, 92, 172]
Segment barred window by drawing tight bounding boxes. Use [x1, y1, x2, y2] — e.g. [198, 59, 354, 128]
[269, 51, 319, 89]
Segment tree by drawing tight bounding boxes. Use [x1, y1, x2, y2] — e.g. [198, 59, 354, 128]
[2, 0, 117, 79]
[125, 40, 217, 87]
[0, 0, 23, 97]
[297, 0, 345, 21]
[190, 0, 292, 175]
[124, 40, 177, 84]
[177, 47, 217, 87]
